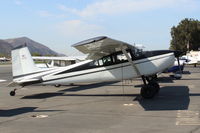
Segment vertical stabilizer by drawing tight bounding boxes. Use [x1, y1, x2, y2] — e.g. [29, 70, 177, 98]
[11, 46, 39, 77]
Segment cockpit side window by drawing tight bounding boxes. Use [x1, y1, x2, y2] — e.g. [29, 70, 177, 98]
[130, 48, 146, 60]
[102, 56, 112, 66]
[116, 53, 127, 62]
[133, 48, 143, 57]
[93, 60, 99, 66]
[114, 50, 133, 63]
[89, 57, 110, 67]
[89, 50, 134, 67]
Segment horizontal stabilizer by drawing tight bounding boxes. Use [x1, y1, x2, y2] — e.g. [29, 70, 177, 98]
[16, 78, 40, 83]
[7, 82, 20, 87]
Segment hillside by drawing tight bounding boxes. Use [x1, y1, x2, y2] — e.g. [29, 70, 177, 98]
[0, 37, 59, 57]
[0, 40, 12, 56]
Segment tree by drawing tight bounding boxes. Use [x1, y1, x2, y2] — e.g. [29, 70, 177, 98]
[31, 52, 41, 56]
[170, 18, 200, 53]
[0, 53, 5, 57]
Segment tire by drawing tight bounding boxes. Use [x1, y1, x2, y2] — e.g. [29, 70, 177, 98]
[175, 76, 181, 80]
[174, 74, 182, 80]
[148, 82, 160, 93]
[10, 91, 15, 96]
[140, 85, 157, 99]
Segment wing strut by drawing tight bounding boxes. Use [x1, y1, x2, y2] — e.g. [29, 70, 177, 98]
[121, 48, 141, 76]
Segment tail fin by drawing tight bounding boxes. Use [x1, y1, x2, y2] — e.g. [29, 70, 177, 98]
[11, 46, 39, 77]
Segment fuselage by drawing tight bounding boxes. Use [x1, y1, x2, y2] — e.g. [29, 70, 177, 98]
[13, 50, 175, 86]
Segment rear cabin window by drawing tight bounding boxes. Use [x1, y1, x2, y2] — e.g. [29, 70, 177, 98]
[102, 56, 112, 65]
[90, 50, 132, 67]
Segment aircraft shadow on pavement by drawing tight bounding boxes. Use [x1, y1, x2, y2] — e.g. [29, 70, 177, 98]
[21, 81, 120, 99]
[157, 77, 174, 83]
[59, 81, 119, 92]
[136, 86, 190, 111]
[62, 94, 139, 97]
[21, 85, 200, 111]
[182, 71, 191, 74]
[0, 107, 37, 117]
[0, 107, 63, 117]
[22, 92, 139, 99]
[21, 93, 63, 99]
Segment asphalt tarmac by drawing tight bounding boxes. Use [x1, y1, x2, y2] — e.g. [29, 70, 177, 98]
[1, 65, 200, 133]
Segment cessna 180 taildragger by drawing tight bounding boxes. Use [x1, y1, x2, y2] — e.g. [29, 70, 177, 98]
[8, 36, 181, 99]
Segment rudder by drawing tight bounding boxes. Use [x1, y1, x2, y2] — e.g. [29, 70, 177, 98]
[11, 46, 39, 77]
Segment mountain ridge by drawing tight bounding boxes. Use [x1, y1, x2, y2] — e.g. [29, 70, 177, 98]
[0, 37, 61, 57]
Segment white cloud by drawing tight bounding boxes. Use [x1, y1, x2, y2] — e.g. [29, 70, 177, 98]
[14, 0, 22, 5]
[57, 4, 79, 15]
[56, 20, 104, 38]
[38, 10, 53, 17]
[38, 10, 67, 18]
[58, 4, 68, 12]
[58, 0, 197, 17]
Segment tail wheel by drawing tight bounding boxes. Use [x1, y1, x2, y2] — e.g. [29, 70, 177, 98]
[10, 91, 16, 96]
[55, 84, 61, 87]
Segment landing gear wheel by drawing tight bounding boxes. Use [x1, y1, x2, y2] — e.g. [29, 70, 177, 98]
[141, 76, 160, 99]
[174, 73, 182, 80]
[10, 91, 16, 96]
[140, 85, 157, 99]
[148, 81, 160, 93]
[175, 76, 181, 80]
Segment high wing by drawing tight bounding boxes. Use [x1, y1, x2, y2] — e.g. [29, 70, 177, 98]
[72, 36, 137, 60]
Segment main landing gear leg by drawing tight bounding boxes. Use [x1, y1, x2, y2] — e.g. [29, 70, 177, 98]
[140, 75, 160, 99]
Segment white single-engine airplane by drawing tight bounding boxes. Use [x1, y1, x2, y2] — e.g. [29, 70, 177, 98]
[9, 36, 181, 99]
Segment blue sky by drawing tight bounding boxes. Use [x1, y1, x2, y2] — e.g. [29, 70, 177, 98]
[0, 0, 200, 55]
